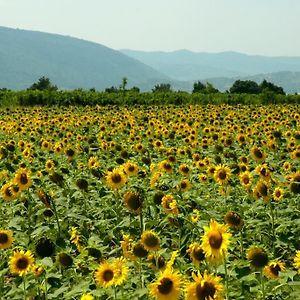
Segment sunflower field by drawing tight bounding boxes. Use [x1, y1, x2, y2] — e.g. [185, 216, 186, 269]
[0, 104, 299, 300]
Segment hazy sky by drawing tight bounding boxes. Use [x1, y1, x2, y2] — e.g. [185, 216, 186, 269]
[1, 0, 300, 56]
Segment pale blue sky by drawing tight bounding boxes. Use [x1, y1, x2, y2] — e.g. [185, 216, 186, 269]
[1, 0, 299, 56]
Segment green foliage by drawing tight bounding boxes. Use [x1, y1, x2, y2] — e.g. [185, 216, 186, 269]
[193, 81, 219, 94]
[152, 83, 172, 93]
[230, 80, 261, 94]
[28, 76, 58, 91]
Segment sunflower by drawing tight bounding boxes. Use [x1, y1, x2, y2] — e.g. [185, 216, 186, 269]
[187, 243, 205, 266]
[88, 156, 100, 169]
[123, 161, 139, 176]
[113, 257, 129, 286]
[289, 171, 300, 194]
[273, 187, 284, 201]
[120, 234, 135, 260]
[95, 261, 116, 288]
[57, 252, 73, 268]
[141, 230, 160, 252]
[251, 146, 266, 162]
[13, 168, 32, 191]
[294, 250, 300, 273]
[70, 227, 81, 251]
[148, 254, 166, 270]
[10, 250, 34, 276]
[247, 246, 268, 269]
[132, 242, 149, 258]
[106, 168, 127, 190]
[214, 165, 231, 186]
[0, 182, 20, 201]
[177, 179, 192, 192]
[149, 268, 182, 300]
[179, 164, 191, 176]
[239, 171, 252, 188]
[255, 164, 271, 181]
[253, 180, 270, 202]
[185, 271, 224, 300]
[264, 261, 285, 279]
[201, 219, 231, 264]
[45, 159, 55, 172]
[224, 211, 244, 230]
[81, 293, 94, 300]
[159, 160, 173, 173]
[191, 209, 200, 223]
[123, 191, 143, 214]
[161, 195, 179, 215]
[0, 229, 13, 249]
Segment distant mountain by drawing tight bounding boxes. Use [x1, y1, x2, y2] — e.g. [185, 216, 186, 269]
[121, 49, 300, 82]
[0, 26, 169, 90]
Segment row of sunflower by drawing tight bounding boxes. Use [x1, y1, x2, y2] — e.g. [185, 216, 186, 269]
[0, 104, 299, 299]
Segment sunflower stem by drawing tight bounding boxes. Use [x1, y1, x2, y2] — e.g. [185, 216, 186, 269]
[52, 199, 61, 238]
[138, 258, 143, 289]
[224, 257, 229, 300]
[44, 273, 48, 300]
[114, 285, 117, 299]
[23, 276, 26, 300]
[239, 229, 244, 259]
[260, 270, 266, 300]
[139, 211, 144, 235]
[269, 201, 276, 254]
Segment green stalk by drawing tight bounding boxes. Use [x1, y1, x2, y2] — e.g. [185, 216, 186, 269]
[224, 257, 229, 300]
[23, 276, 26, 300]
[52, 200, 61, 238]
[260, 270, 265, 300]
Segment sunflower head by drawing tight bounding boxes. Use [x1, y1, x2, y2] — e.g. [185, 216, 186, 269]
[57, 252, 73, 268]
[141, 231, 160, 252]
[123, 191, 143, 214]
[185, 271, 224, 300]
[247, 246, 269, 269]
[10, 249, 34, 276]
[214, 165, 231, 185]
[132, 242, 148, 258]
[293, 250, 300, 273]
[224, 211, 244, 230]
[94, 261, 116, 288]
[106, 168, 127, 190]
[0, 229, 13, 250]
[201, 219, 231, 265]
[187, 243, 205, 266]
[264, 261, 285, 279]
[149, 269, 182, 300]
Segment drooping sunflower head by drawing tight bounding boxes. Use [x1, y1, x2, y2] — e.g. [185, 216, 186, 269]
[253, 180, 270, 202]
[224, 211, 244, 230]
[10, 249, 34, 276]
[149, 268, 182, 300]
[247, 246, 269, 269]
[0, 229, 13, 250]
[201, 219, 231, 265]
[290, 172, 300, 194]
[132, 242, 149, 259]
[57, 252, 73, 268]
[214, 165, 231, 185]
[76, 178, 89, 192]
[123, 191, 143, 214]
[141, 230, 160, 252]
[187, 243, 205, 266]
[185, 271, 224, 300]
[264, 261, 285, 279]
[35, 237, 55, 258]
[161, 195, 179, 215]
[94, 261, 116, 288]
[148, 254, 166, 270]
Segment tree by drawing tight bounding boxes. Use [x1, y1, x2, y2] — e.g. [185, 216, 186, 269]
[120, 77, 128, 91]
[259, 79, 285, 95]
[152, 83, 172, 93]
[192, 81, 206, 93]
[193, 81, 219, 94]
[28, 76, 58, 91]
[229, 80, 261, 94]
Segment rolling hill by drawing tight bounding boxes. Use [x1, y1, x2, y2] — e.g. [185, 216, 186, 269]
[0, 26, 169, 90]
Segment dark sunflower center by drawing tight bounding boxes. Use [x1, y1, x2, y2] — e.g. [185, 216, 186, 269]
[181, 182, 187, 189]
[5, 188, 13, 197]
[111, 173, 122, 183]
[254, 149, 263, 159]
[16, 258, 29, 270]
[66, 149, 75, 157]
[227, 213, 242, 226]
[218, 170, 227, 180]
[158, 278, 173, 295]
[128, 166, 135, 172]
[0, 233, 8, 244]
[20, 174, 28, 185]
[196, 281, 216, 300]
[259, 184, 268, 196]
[103, 269, 114, 282]
[193, 248, 205, 261]
[270, 264, 281, 276]
[133, 243, 148, 258]
[144, 235, 159, 248]
[181, 166, 189, 173]
[164, 163, 172, 171]
[275, 191, 282, 197]
[127, 194, 141, 210]
[243, 177, 249, 184]
[250, 251, 268, 268]
[209, 231, 223, 249]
